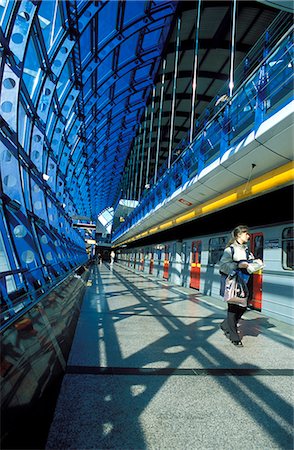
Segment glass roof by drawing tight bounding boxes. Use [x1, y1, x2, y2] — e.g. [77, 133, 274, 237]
[64, 0, 178, 218]
[0, 0, 178, 221]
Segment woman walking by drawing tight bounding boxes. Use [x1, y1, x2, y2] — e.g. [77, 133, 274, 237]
[219, 225, 262, 347]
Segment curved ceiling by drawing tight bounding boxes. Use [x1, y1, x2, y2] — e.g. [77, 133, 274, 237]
[69, 1, 179, 217]
[119, 0, 286, 206]
[0, 0, 178, 222]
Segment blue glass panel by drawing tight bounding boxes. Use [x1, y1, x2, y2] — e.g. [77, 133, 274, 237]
[142, 28, 162, 51]
[68, 121, 81, 145]
[134, 64, 151, 81]
[51, 139, 62, 163]
[45, 103, 56, 138]
[1, 64, 19, 132]
[80, 22, 92, 67]
[34, 225, 51, 264]
[0, 208, 18, 275]
[123, 1, 145, 25]
[9, 1, 37, 63]
[56, 175, 64, 201]
[118, 34, 139, 65]
[51, 36, 75, 78]
[96, 92, 110, 112]
[0, 230, 18, 299]
[124, 111, 138, 123]
[141, 47, 160, 63]
[57, 61, 72, 101]
[0, 0, 15, 32]
[0, 143, 25, 208]
[98, 2, 116, 45]
[83, 76, 93, 100]
[23, 36, 42, 97]
[98, 52, 113, 81]
[38, 79, 56, 126]
[129, 91, 144, 105]
[46, 198, 57, 229]
[38, 0, 63, 53]
[111, 104, 125, 119]
[5, 208, 45, 288]
[148, 17, 166, 32]
[53, 119, 65, 147]
[47, 158, 57, 192]
[115, 71, 132, 92]
[84, 100, 94, 116]
[31, 181, 49, 225]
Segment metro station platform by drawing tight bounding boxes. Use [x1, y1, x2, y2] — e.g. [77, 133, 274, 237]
[46, 262, 293, 450]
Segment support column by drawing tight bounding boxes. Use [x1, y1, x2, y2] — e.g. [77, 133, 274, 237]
[189, 0, 202, 144]
[154, 59, 166, 183]
[168, 17, 181, 169]
[220, 0, 237, 158]
[138, 108, 147, 200]
[145, 86, 156, 188]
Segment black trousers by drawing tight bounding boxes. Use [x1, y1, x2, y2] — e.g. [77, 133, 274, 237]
[222, 304, 247, 341]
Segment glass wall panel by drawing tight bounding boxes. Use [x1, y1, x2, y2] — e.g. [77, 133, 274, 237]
[0, 143, 25, 208]
[80, 24, 92, 67]
[23, 36, 42, 97]
[0, 0, 15, 32]
[57, 62, 72, 101]
[38, 0, 63, 53]
[123, 1, 145, 25]
[98, 3, 116, 44]
[119, 34, 139, 65]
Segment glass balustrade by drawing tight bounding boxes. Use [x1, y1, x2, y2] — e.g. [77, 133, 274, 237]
[114, 30, 294, 241]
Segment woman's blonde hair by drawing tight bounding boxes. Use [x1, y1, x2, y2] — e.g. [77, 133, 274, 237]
[226, 225, 249, 247]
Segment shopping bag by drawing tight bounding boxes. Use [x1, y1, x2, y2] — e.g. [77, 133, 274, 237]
[224, 271, 249, 307]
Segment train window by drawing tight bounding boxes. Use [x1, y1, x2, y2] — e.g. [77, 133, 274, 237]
[208, 236, 226, 265]
[191, 240, 202, 264]
[253, 234, 264, 260]
[181, 243, 189, 264]
[282, 227, 294, 270]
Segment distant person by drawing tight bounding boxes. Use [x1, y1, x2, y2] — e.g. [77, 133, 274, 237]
[219, 225, 263, 347]
[110, 250, 115, 264]
[97, 253, 102, 265]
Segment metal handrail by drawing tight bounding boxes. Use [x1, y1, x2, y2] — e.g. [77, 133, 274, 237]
[0, 260, 90, 333]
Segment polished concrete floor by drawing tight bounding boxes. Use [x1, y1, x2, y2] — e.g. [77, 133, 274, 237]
[46, 263, 294, 450]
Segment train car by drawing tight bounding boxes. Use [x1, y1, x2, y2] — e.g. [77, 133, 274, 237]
[117, 222, 293, 325]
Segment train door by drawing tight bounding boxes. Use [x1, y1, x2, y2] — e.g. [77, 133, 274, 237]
[139, 251, 144, 271]
[249, 232, 264, 310]
[190, 240, 202, 290]
[163, 245, 169, 280]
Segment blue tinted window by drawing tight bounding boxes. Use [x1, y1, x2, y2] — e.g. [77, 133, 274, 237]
[23, 37, 42, 96]
[98, 3, 116, 44]
[38, 0, 63, 52]
[124, 1, 145, 25]
[80, 23, 92, 67]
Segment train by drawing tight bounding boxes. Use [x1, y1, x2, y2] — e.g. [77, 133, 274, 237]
[116, 222, 293, 325]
